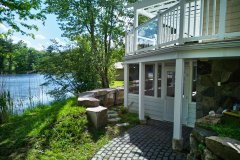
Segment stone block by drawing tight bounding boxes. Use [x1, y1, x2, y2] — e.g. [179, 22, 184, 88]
[195, 115, 221, 127]
[115, 87, 124, 105]
[192, 127, 217, 143]
[101, 89, 116, 107]
[79, 91, 95, 98]
[86, 106, 108, 129]
[205, 136, 240, 160]
[203, 148, 220, 160]
[77, 97, 100, 107]
[172, 138, 183, 151]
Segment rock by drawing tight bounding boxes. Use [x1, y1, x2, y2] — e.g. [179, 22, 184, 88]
[108, 117, 121, 122]
[116, 123, 129, 127]
[192, 128, 217, 144]
[216, 107, 223, 114]
[115, 87, 124, 105]
[203, 148, 220, 160]
[209, 110, 216, 117]
[195, 115, 222, 127]
[77, 97, 100, 107]
[101, 88, 116, 107]
[189, 134, 199, 156]
[108, 113, 118, 118]
[79, 91, 95, 98]
[86, 106, 107, 129]
[205, 136, 240, 160]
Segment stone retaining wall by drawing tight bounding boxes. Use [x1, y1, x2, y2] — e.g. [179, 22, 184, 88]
[78, 87, 124, 108]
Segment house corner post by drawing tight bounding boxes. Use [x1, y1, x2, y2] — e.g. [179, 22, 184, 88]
[179, 0, 186, 44]
[139, 62, 145, 123]
[124, 63, 129, 108]
[172, 58, 185, 151]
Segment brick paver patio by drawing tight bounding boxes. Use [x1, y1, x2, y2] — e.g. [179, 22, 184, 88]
[92, 120, 192, 160]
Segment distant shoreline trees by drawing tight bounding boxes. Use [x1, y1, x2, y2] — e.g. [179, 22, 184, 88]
[0, 38, 46, 74]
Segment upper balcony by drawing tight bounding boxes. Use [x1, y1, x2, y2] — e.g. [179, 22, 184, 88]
[125, 0, 240, 56]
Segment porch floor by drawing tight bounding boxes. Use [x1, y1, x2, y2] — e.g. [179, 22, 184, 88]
[92, 120, 192, 160]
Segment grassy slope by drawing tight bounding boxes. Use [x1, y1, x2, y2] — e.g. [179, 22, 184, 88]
[110, 81, 124, 88]
[0, 98, 138, 160]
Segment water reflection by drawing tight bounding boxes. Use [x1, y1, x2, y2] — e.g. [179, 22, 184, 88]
[0, 74, 54, 114]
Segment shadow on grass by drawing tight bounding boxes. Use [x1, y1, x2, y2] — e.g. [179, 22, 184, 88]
[0, 99, 68, 160]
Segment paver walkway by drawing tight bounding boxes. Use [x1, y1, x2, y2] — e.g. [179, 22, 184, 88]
[92, 120, 192, 160]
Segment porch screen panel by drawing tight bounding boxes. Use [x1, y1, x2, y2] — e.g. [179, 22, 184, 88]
[167, 71, 175, 97]
[145, 64, 155, 96]
[192, 62, 197, 102]
[129, 64, 139, 94]
[158, 64, 162, 97]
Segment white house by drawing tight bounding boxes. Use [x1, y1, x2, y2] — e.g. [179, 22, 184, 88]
[124, 0, 240, 150]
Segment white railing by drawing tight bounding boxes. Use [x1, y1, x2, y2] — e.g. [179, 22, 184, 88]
[125, 0, 240, 55]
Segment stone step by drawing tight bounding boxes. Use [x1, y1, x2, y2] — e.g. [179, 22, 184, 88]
[107, 110, 118, 114]
[108, 113, 119, 118]
[108, 117, 121, 122]
[116, 123, 129, 127]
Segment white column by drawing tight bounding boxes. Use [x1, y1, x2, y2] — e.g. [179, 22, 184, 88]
[173, 59, 184, 141]
[161, 62, 166, 99]
[154, 63, 158, 98]
[124, 64, 129, 108]
[134, 9, 139, 51]
[139, 62, 145, 121]
[179, 0, 186, 44]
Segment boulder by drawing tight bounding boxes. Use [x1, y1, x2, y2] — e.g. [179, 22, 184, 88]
[101, 88, 116, 107]
[86, 106, 107, 129]
[203, 148, 220, 160]
[79, 91, 95, 98]
[205, 136, 240, 160]
[77, 97, 100, 107]
[195, 115, 221, 127]
[192, 127, 217, 144]
[115, 87, 124, 105]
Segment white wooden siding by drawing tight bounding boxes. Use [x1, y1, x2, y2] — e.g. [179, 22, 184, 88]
[128, 93, 196, 127]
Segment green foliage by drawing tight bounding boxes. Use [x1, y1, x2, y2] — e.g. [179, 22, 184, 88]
[0, 0, 46, 37]
[0, 98, 139, 159]
[198, 143, 206, 154]
[38, 37, 101, 98]
[0, 38, 45, 74]
[110, 81, 124, 88]
[119, 106, 128, 114]
[45, 0, 127, 88]
[201, 116, 240, 141]
[0, 89, 13, 124]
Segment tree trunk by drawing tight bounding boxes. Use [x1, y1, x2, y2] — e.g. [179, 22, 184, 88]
[101, 68, 109, 88]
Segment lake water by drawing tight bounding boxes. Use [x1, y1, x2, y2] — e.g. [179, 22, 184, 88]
[0, 74, 54, 114]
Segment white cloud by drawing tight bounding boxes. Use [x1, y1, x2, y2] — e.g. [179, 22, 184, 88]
[11, 36, 32, 47]
[0, 23, 9, 32]
[35, 34, 46, 40]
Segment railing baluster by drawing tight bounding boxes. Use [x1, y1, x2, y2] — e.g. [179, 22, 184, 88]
[188, 2, 191, 38]
[172, 8, 175, 41]
[176, 6, 179, 39]
[206, 0, 209, 35]
[199, 0, 204, 36]
[219, 0, 227, 39]
[194, 0, 197, 36]
[212, 0, 216, 35]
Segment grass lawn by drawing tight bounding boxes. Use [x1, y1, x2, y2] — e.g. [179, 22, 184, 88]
[201, 115, 240, 141]
[0, 98, 138, 160]
[110, 81, 124, 88]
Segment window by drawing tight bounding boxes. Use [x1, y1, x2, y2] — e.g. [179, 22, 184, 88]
[167, 71, 175, 97]
[129, 64, 139, 94]
[158, 64, 162, 97]
[192, 62, 197, 102]
[145, 64, 155, 96]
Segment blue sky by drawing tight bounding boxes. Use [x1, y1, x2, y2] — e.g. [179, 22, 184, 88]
[0, 14, 67, 51]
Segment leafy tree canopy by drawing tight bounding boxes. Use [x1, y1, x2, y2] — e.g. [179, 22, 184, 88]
[0, 0, 46, 37]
